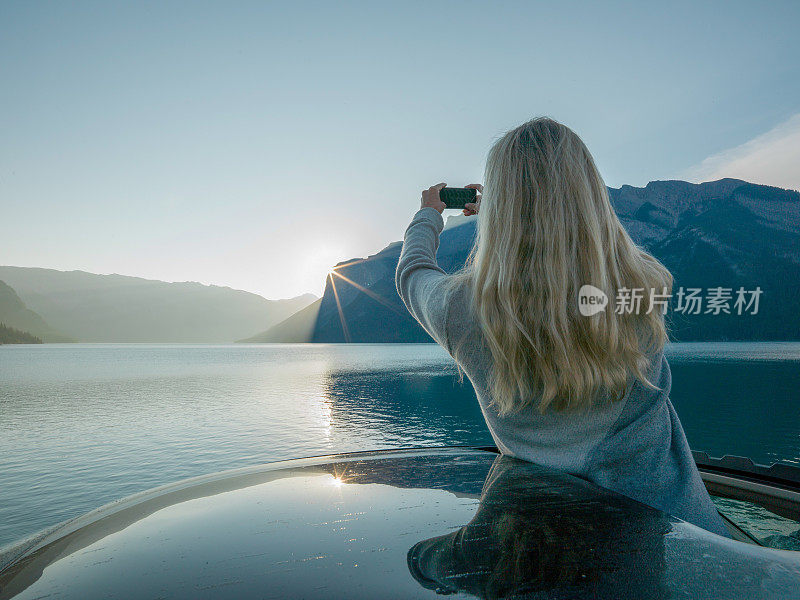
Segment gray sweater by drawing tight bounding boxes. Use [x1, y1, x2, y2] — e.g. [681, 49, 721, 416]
[396, 207, 729, 537]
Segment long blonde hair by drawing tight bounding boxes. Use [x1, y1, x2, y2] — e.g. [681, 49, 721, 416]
[453, 117, 672, 414]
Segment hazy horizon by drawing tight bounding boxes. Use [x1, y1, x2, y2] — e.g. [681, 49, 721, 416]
[0, 263, 320, 301]
[0, 173, 794, 301]
[2, 1, 799, 298]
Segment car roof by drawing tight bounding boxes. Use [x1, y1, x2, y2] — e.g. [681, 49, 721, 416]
[1, 447, 799, 599]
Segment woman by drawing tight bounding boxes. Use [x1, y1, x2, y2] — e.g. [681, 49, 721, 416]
[395, 117, 728, 537]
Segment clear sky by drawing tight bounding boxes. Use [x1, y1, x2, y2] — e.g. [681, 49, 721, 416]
[2, 1, 799, 299]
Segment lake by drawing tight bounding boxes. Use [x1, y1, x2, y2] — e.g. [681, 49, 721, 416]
[1, 342, 799, 549]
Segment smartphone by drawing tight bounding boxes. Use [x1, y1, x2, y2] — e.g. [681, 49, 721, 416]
[439, 187, 477, 209]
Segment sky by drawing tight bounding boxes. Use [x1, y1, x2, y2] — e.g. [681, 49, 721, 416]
[2, 1, 799, 299]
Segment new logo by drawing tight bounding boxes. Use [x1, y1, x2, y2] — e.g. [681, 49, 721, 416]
[578, 285, 608, 316]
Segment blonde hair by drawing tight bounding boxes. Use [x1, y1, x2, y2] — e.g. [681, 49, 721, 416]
[452, 117, 672, 414]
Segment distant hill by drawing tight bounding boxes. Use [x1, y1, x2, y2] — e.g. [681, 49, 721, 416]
[0, 267, 317, 343]
[239, 298, 321, 343]
[254, 179, 800, 343]
[0, 323, 42, 344]
[0, 279, 71, 342]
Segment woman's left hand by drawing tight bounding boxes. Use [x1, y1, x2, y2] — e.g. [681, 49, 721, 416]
[421, 183, 447, 214]
[463, 183, 483, 216]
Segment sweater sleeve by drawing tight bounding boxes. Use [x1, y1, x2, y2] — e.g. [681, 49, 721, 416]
[395, 207, 452, 350]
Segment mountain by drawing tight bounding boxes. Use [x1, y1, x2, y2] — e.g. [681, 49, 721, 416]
[610, 180, 800, 340]
[0, 323, 42, 344]
[0, 279, 71, 342]
[247, 219, 479, 343]
[253, 179, 800, 343]
[0, 267, 317, 343]
[238, 298, 322, 343]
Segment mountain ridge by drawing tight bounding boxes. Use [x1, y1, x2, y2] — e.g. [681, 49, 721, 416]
[249, 178, 800, 343]
[0, 266, 317, 343]
[0, 279, 72, 342]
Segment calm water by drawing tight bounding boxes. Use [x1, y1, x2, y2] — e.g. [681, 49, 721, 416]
[1, 342, 799, 548]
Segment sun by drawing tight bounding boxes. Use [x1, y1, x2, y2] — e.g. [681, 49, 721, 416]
[301, 242, 348, 293]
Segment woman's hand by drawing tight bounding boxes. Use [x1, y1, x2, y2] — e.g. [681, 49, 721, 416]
[463, 183, 483, 216]
[421, 183, 447, 214]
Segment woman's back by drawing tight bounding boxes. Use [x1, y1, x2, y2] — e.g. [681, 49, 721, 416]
[396, 206, 729, 538]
